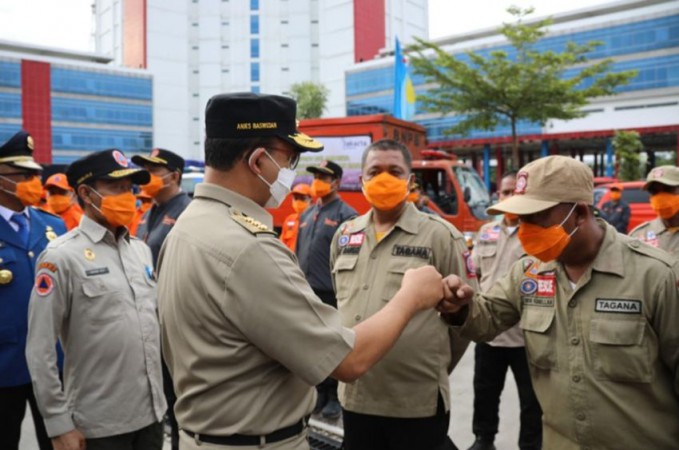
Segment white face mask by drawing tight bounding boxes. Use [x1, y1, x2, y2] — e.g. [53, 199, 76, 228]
[250, 150, 296, 208]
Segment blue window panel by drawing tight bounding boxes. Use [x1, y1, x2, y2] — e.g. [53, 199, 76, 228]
[0, 92, 22, 118]
[52, 98, 152, 127]
[0, 123, 22, 144]
[0, 61, 21, 88]
[251, 39, 260, 58]
[250, 0, 259, 10]
[347, 14, 679, 97]
[52, 127, 153, 155]
[250, 15, 259, 34]
[251, 85, 260, 94]
[51, 68, 152, 101]
[251, 62, 260, 82]
[417, 116, 541, 143]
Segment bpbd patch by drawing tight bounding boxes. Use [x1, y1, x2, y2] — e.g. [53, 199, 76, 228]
[520, 278, 538, 295]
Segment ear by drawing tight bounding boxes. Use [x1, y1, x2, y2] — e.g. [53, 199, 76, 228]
[77, 185, 93, 206]
[247, 147, 266, 175]
[407, 173, 415, 189]
[575, 202, 589, 226]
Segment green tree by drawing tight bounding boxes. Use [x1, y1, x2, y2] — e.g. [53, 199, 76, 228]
[409, 6, 637, 168]
[289, 82, 330, 119]
[613, 130, 643, 181]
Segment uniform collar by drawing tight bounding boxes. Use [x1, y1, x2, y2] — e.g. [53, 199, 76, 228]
[350, 202, 420, 235]
[79, 214, 129, 244]
[194, 183, 273, 229]
[589, 220, 625, 277]
[0, 203, 28, 224]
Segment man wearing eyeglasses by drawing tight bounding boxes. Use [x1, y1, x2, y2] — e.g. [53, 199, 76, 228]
[296, 160, 356, 420]
[0, 130, 66, 450]
[157, 93, 447, 450]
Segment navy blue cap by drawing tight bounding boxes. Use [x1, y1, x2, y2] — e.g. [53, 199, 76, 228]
[132, 148, 185, 172]
[0, 130, 42, 171]
[66, 149, 150, 188]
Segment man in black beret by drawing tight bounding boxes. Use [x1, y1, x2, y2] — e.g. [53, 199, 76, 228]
[0, 130, 66, 450]
[156, 92, 445, 450]
[26, 149, 167, 450]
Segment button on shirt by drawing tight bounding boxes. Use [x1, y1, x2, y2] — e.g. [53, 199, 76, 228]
[330, 203, 478, 418]
[26, 215, 166, 438]
[456, 220, 679, 449]
[157, 183, 355, 436]
[471, 220, 525, 347]
[629, 217, 679, 257]
[297, 197, 356, 292]
[137, 192, 191, 264]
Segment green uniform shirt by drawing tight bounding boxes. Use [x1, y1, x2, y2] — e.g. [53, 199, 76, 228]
[629, 217, 679, 257]
[457, 220, 679, 449]
[330, 203, 477, 418]
[157, 183, 355, 437]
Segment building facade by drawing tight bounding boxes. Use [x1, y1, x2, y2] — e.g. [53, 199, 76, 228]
[346, 0, 679, 183]
[0, 40, 152, 165]
[94, 0, 428, 159]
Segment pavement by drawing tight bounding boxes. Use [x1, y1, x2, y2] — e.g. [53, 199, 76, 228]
[20, 343, 524, 450]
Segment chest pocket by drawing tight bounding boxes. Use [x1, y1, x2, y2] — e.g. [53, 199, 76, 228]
[589, 317, 654, 383]
[332, 255, 358, 301]
[475, 242, 497, 275]
[381, 259, 429, 303]
[519, 307, 557, 370]
[81, 279, 123, 324]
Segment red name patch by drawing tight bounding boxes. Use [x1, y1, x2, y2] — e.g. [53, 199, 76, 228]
[536, 274, 556, 297]
[349, 233, 365, 247]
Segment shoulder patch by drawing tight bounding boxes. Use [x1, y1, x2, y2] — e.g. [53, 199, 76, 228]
[230, 210, 277, 236]
[426, 214, 464, 240]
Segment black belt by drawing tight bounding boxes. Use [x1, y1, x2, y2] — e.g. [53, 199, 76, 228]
[183, 416, 309, 446]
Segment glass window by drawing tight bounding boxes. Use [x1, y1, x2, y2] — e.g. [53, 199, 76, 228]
[251, 63, 260, 82]
[250, 0, 259, 10]
[250, 15, 259, 34]
[51, 68, 152, 101]
[454, 166, 490, 220]
[51, 98, 152, 127]
[251, 85, 260, 94]
[251, 39, 259, 58]
[0, 93, 22, 118]
[0, 61, 21, 88]
[413, 168, 458, 215]
[52, 127, 153, 163]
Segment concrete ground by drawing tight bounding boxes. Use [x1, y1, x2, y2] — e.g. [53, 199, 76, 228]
[20, 343, 525, 450]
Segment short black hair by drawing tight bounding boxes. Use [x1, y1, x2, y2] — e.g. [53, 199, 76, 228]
[502, 170, 518, 180]
[361, 139, 412, 169]
[205, 137, 278, 171]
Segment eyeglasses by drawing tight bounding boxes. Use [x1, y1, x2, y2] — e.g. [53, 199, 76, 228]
[266, 147, 300, 170]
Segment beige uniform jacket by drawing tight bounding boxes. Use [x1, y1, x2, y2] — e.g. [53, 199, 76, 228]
[157, 183, 355, 437]
[456, 221, 679, 449]
[629, 217, 679, 256]
[26, 216, 166, 438]
[471, 220, 525, 347]
[330, 203, 477, 418]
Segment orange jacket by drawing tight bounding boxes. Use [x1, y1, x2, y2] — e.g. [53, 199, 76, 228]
[280, 212, 302, 252]
[59, 203, 84, 231]
[129, 208, 148, 237]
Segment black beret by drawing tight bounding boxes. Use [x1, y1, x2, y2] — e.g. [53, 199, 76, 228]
[204, 92, 323, 152]
[66, 149, 150, 188]
[132, 148, 185, 172]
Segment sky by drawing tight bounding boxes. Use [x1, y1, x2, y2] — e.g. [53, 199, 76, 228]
[0, 0, 618, 52]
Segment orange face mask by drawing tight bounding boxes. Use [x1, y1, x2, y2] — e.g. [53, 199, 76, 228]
[505, 213, 519, 222]
[1, 175, 44, 206]
[362, 172, 409, 211]
[517, 204, 578, 262]
[311, 179, 332, 198]
[650, 192, 679, 220]
[91, 189, 137, 228]
[292, 199, 309, 214]
[407, 192, 420, 203]
[47, 194, 73, 214]
[142, 173, 168, 198]
[609, 191, 622, 201]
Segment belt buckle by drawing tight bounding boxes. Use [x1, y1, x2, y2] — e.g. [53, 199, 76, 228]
[194, 431, 201, 446]
[259, 435, 266, 448]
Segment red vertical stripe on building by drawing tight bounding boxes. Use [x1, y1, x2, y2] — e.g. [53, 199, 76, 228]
[21, 60, 52, 164]
[354, 0, 386, 63]
[123, 0, 147, 68]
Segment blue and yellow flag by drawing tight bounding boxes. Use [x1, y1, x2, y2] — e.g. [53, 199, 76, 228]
[393, 37, 416, 120]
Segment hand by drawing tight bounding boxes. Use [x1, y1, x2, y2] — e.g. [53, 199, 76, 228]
[437, 274, 475, 314]
[400, 265, 444, 310]
[52, 429, 86, 450]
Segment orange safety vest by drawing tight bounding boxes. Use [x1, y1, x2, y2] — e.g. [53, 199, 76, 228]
[280, 212, 302, 252]
[59, 203, 84, 231]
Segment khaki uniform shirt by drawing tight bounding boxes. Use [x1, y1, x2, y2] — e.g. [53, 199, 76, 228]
[472, 220, 524, 347]
[157, 183, 355, 436]
[457, 221, 679, 449]
[25, 215, 166, 438]
[629, 217, 679, 257]
[330, 203, 477, 418]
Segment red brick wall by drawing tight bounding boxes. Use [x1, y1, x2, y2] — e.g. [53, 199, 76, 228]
[354, 0, 385, 63]
[123, 0, 147, 68]
[21, 60, 52, 164]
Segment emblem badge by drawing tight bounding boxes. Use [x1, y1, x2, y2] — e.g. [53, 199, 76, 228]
[84, 248, 96, 261]
[0, 269, 13, 285]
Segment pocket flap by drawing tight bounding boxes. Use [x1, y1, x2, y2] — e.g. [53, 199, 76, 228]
[519, 308, 555, 333]
[475, 244, 497, 258]
[333, 255, 358, 272]
[82, 279, 116, 297]
[590, 318, 644, 346]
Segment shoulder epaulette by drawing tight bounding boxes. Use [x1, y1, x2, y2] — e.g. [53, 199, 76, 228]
[425, 214, 465, 239]
[230, 210, 277, 236]
[625, 237, 674, 269]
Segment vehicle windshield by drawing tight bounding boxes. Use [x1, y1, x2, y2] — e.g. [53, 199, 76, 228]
[453, 166, 491, 220]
